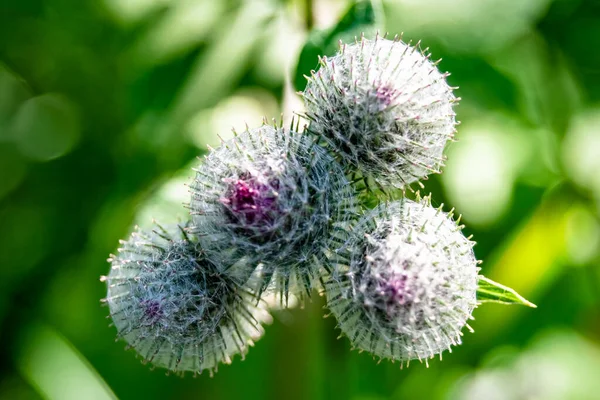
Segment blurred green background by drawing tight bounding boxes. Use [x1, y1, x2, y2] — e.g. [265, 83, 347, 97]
[1, 0, 600, 399]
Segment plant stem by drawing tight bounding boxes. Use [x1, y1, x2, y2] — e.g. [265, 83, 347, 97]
[305, 0, 314, 30]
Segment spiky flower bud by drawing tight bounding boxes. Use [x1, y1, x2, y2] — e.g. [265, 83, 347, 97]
[325, 195, 479, 365]
[303, 35, 458, 188]
[190, 123, 356, 301]
[102, 222, 269, 376]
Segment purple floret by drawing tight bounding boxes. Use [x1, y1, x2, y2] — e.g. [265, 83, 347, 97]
[381, 274, 410, 306]
[375, 85, 398, 109]
[221, 172, 281, 231]
[141, 299, 163, 324]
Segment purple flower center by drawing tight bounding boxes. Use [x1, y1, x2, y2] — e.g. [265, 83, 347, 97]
[221, 172, 280, 230]
[141, 299, 163, 323]
[375, 85, 398, 109]
[380, 274, 410, 306]
[374, 261, 414, 319]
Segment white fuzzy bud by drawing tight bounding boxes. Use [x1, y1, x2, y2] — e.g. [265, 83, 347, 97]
[189, 123, 357, 302]
[102, 222, 269, 376]
[303, 36, 458, 188]
[325, 195, 479, 365]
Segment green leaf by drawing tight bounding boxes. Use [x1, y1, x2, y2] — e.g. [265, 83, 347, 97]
[477, 275, 537, 308]
[293, 30, 328, 92]
[293, 0, 384, 92]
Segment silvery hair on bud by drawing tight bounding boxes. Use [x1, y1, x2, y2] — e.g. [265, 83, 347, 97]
[189, 121, 357, 303]
[303, 34, 458, 189]
[102, 222, 270, 376]
[325, 194, 479, 366]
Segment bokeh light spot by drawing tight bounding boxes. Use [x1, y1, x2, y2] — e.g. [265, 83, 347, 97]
[565, 205, 600, 266]
[442, 117, 529, 228]
[186, 88, 279, 149]
[13, 94, 80, 162]
[562, 108, 600, 196]
[0, 65, 31, 141]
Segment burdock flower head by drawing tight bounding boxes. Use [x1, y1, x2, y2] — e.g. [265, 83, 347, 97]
[189, 122, 357, 302]
[102, 222, 269, 376]
[302, 34, 458, 189]
[325, 195, 479, 366]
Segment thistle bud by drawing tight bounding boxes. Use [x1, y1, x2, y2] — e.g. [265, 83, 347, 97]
[190, 123, 357, 302]
[303, 35, 458, 188]
[102, 222, 269, 375]
[325, 195, 479, 365]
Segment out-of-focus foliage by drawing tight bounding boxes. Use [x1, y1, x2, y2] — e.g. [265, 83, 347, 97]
[293, 0, 383, 91]
[0, 0, 599, 399]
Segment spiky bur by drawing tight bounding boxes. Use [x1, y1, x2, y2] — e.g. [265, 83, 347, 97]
[302, 34, 458, 190]
[101, 222, 270, 376]
[324, 194, 479, 366]
[189, 122, 357, 303]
